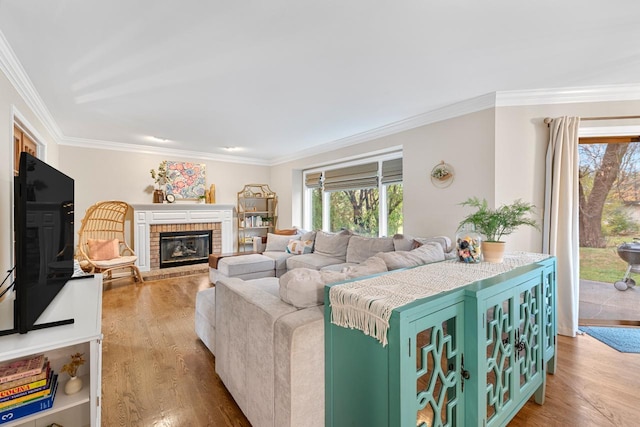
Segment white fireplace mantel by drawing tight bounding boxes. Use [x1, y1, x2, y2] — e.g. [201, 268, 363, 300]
[131, 203, 235, 272]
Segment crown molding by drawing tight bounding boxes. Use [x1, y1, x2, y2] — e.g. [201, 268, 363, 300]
[0, 29, 63, 142]
[59, 137, 272, 166]
[270, 93, 496, 165]
[496, 83, 640, 107]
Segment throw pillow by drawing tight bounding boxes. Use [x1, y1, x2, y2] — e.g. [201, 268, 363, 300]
[413, 236, 453, 253]
[265, 233, 300, 252]
[376, 241, 445, 270]
[286, 239, 314, 255]
[87, 238, 120, 261]
[279, 268, 347, 308]
[342, 256, 388, 278]
[313, 230, 352, 260]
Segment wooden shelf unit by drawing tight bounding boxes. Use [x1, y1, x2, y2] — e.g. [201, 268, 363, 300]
[237, 184, 277, 252]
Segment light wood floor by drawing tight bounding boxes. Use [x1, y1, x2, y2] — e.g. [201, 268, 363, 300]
[102, 274, 640, 426]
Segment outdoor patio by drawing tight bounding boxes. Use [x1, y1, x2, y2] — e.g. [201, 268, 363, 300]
[579, 279, 640, 325]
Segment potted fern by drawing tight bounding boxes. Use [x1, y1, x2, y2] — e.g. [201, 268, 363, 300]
[458, 197, 539, 263]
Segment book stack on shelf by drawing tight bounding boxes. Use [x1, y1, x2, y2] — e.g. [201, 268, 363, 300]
[0, 354, 58, 425]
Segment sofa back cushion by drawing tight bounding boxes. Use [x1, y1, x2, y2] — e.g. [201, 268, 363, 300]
[279, 269, 347, 308]
[376, 241, 445, 270]
[346, 236, 394, 264]
[265, 233, 300, 252]
[313, 230, 352, 261]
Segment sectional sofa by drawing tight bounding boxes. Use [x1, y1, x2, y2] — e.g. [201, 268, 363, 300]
[196, 232, 454, 427]
[209, 229, 454, 283]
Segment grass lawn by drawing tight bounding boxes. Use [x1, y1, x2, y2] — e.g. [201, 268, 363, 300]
[580, 235, 637, 283]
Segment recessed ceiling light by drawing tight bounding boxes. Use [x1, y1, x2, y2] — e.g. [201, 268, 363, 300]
[224, 146, 242, 152]
[147, 136, 171, 143]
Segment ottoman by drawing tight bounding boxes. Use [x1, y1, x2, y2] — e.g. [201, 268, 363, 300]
[209, 253, 276, 284]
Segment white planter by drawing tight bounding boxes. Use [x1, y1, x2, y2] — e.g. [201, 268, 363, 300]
[64, 375, 83, 395]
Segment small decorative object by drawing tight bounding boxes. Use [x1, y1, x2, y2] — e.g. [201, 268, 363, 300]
[198, 195, 206, 203]
[458, 197, 538, 263]
[61, 352, 85, 395]
[430, 161, 454, 188]
[166, 193, 176, 203]
[456, 224, 482, 263]
[209, 184, 216, 203]
[150, 161, 168, 203]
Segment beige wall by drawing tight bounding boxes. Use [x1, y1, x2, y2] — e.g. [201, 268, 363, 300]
[0, 72, 60, 277]
[58, 145, 271, 238]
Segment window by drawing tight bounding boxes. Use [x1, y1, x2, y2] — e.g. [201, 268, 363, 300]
[303, 155, 403, 237]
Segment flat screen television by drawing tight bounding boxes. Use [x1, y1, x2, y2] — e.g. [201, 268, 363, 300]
[11, 152, 75, 334]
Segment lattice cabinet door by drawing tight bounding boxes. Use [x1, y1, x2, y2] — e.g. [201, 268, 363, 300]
[403, 302, 465, 427]
[483, 276, 544, 427]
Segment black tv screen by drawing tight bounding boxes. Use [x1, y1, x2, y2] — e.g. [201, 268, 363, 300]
[14, 152, 75, 334]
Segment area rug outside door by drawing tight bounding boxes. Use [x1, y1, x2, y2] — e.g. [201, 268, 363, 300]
[579, 326, 640, 353]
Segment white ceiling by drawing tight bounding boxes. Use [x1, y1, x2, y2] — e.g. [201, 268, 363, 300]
[2, 1, 640, 164]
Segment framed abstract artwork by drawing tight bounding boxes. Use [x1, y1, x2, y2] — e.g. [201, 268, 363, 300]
[165, 161, 206, 200]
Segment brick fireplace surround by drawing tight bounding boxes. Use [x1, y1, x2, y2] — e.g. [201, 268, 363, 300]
[131, 204, 235, 273]
[150, 222, 221, 270]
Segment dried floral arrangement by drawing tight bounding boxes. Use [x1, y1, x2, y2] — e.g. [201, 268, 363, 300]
[150, 161, 168, 188]
[61, 352, 85, 377]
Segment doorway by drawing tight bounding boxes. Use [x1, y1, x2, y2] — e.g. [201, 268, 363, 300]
[578, 135, 640, 326]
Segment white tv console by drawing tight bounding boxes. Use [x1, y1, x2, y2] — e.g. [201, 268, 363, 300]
[0, 274, 102, 427]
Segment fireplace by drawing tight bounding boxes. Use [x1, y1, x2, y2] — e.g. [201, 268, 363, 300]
[159, 230, 212, 268]
[131, 204, 234, 272]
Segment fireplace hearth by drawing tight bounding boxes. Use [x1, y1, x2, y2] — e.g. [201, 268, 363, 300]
[160, 230, 212, 268]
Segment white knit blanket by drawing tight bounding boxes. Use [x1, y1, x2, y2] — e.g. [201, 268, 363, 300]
[329, 252, 550, 346]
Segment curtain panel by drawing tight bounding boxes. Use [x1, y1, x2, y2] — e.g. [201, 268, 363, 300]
[543, 116, 580, 337]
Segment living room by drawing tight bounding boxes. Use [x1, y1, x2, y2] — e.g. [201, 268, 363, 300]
[2, 2, 640, 426]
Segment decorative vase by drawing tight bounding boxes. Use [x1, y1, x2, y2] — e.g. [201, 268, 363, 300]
[456, 224, 482, 263]
[64, 375, 83, 395]
[153, 189, 165, 203]
[482, 241, 506, 263]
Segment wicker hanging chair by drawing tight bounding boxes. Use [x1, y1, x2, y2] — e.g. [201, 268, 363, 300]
[76, 201, 143, 283]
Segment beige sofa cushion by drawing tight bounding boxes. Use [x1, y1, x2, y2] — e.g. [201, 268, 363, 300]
[342, 256, 388, 278]
[279, 269, 347, 308]
[345, 235, 394, 263]
[376, 241, 445, 270]
[313, 230, 352, 261]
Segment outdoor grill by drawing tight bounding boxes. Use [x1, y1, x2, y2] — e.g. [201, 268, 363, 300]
[614, 238, 640, 291]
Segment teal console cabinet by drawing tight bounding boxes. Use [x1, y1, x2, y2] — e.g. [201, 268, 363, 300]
[325, 257, 556, 427]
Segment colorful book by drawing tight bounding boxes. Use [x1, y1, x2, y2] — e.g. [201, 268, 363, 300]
[0, 377, 50, 404]
[0, 375, 58, 425]
[0, 362, 50, 395]
[0, 355, 46, 384]
[0, 371, 54, 410]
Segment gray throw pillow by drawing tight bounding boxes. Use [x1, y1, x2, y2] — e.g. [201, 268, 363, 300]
[346, 236, 394, 263]
[376, 242, 445, 270]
